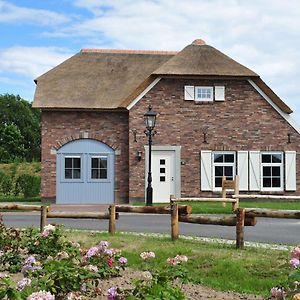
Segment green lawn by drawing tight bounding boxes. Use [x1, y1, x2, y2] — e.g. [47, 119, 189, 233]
[66, 231, 290, 298]
[132, 201, 300, 214]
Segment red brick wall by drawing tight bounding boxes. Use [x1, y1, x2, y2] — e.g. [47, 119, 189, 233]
[129, 78, 300, 200]
[41, 110, 129, 203]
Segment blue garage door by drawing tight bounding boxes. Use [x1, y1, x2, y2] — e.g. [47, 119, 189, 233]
[56, 139, 114, 204]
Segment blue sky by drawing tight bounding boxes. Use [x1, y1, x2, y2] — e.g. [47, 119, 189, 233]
[1, 0, 300, 122]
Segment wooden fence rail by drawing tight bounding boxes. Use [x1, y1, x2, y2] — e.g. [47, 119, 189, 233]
[244, 208, 300, 219]
[0, 204, 42, 211]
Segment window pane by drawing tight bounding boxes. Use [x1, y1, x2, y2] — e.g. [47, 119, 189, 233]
[73, 158, 81, 168]
[100, 158, 107, 168]
[65, 158, 72, 168]
[91, 169, 99, 179]
[73, 169, 80, 179]
[215, 177, 222, 187]
[272, 154, 282, 163]
[263, 166, 271, 176]
[160, 159, 165, 165]
[92, 158, 98, 168]
[272, 177, 281, 187]
[214, 154, 223, 163]
[224, 154, 234, 163]
[160, 176, 165, 182]
[160, 168, 165, 174]
[100, 169, 107, 179]
[262, 154, 271, 163]
[272, 166, 281, 176]
[215, 166, 223, 176]
[65, 169, 72, 179]
[263, 178, 271, 187]
[224, 166, 233, 176]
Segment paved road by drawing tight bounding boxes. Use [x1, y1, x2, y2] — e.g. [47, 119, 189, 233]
[2, 213, 300, 245]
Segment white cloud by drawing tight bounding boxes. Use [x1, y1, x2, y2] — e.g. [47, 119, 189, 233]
[0, 46, 72, 78]
[0, 0, 70, 26]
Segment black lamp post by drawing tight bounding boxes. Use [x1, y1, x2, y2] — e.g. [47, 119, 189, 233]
[144, 105, 157, 206]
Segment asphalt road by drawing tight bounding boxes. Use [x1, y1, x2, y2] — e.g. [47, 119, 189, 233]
[2, 213, 300, 245]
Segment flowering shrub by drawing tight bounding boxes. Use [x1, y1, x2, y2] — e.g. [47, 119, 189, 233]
[271, 244, 300, 299]
[0, 223, 127, 299]
[109, 251, 187, 299]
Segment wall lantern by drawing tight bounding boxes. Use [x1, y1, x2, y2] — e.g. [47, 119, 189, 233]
[137, 151, 142, 161]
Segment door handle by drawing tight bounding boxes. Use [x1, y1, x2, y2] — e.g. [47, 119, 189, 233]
[171, 177, 174, 181]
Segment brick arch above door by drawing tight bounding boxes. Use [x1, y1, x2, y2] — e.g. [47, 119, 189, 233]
[53, 133, 118, 151]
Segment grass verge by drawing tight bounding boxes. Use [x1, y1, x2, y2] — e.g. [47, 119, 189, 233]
[66, 230, 289, 298]
[132, 201, 300, 214]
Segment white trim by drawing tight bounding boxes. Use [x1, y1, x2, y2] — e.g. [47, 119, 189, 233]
[248, 79, 300, 134]
[212, 151, 236, 192]
[127, 77, 161, 110]
[195, 86, 214, 102]
[260, 152, 283, 192]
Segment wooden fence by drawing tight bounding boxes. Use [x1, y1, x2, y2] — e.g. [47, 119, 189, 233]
[1, 194, 300, 249]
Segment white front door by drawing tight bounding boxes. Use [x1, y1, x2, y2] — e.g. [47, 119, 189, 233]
[152, 151, 175, 203]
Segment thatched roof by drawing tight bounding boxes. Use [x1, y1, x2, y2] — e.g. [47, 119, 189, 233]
[33, 50, 175, 109]
[153, 43, 258, 77]
[33, 41, 293, 114]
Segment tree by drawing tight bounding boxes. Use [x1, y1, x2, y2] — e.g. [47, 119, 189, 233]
[0, 94, 41, 162]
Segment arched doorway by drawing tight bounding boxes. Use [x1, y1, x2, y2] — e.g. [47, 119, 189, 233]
[56, 139, 115, 204]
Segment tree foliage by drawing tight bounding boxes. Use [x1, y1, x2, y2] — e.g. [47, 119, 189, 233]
[0, 94, 41, 162]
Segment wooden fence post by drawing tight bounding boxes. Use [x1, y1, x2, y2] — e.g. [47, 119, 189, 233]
[221, 176, 227, 207]
[236, 208, 245, 249]
[171, 203, 179, 240]
[109, 204, 116, 235]
[40, 206, 48, 232]
[233, 175, 240, 211]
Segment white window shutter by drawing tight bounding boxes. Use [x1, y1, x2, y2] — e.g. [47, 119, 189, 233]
[184, 86, 195, 100]
[285, 151, 296, 191]
[237, 151, 248, 191]
[249, 151, 260, 191]
[201, 150, 212, 191]
[214, 86, 225, 101]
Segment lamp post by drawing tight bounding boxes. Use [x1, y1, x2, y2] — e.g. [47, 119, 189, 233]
[144, 105, 157, 206]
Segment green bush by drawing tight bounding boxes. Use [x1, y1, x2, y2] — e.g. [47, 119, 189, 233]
[15, 174, 41, 197]
[0, 172, 13, 196]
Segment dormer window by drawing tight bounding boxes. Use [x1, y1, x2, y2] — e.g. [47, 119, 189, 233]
[195, 87, 213, 101]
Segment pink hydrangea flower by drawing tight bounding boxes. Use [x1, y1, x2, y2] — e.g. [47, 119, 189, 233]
[85, 246, 99, 259]
[41, 224, 56, 237]
[140, 251, 155, 260]
[291, 246, 300, 259]
[175, 255, 188, 263]
[85, 265, 98, 273]
[290, 258, 300, 268]
[270, 287, 285, 300]
[167, 257, 179, 266]
[107, 287, 118, 300]
[27, 291, 55, 300]
[0, 273, 8, 279]
[99, 241, 109, 250]
[17, 278, 31, 291]
[118, 257, 128, 266]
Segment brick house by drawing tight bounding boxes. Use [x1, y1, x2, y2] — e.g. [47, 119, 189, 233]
[33, 39, 300, 204]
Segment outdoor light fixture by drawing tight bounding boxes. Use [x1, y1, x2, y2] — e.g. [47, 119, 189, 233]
[137, 151, 142, 161]
[144, 105, 157, 206]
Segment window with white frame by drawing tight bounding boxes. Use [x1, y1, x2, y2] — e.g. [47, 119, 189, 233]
[91, 156, 108, 179]
[213, 152, 236, 189]
[65, 156, 81, 179]
[261, 152, 283, 191]
[195, 87, 213, 101]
